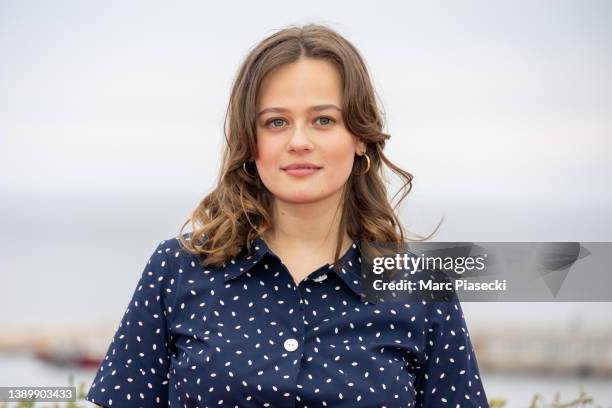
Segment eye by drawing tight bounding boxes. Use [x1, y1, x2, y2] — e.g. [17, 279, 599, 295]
[266, 118, 287, 128]
[315, 116, 335, 126]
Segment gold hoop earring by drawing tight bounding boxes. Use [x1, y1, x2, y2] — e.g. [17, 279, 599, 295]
[243, 161, 257, 178]
[353, 153, 370, 176]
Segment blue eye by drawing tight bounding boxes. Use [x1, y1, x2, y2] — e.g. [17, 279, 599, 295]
[268, 118, 286, 128]
[265, 116, 335, 129]
[316, 116, 335, 126]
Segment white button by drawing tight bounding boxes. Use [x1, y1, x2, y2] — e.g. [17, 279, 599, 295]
[283, 338, 299, 352]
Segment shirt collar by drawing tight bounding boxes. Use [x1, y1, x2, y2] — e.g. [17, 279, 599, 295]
[222, 236, 368, 301]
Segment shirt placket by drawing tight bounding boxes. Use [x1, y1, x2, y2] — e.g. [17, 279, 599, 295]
[266, 258, 312, 407]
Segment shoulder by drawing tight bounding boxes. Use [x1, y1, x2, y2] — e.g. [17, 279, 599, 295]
[141, 233, 208, 323]
[152, 232, 201, 264]
[144, 233, 205, 289]
[155, 232, 189, 252]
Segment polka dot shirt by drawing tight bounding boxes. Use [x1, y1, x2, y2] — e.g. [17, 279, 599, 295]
[86, 235, 489, 407]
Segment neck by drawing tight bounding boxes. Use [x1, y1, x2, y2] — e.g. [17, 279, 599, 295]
[262, 189, 352, 256]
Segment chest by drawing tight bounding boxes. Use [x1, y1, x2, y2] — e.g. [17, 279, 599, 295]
[165, 267, 426, 407]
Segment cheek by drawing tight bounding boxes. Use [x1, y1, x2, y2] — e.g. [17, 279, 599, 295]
[327, 139, 356, 176]
[254, 138, 280, 181]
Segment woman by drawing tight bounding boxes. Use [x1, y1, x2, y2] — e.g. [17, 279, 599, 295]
[86, 24, 489, 407]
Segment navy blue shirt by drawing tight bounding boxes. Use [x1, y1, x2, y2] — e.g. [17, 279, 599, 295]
[86, 235, 488, 407]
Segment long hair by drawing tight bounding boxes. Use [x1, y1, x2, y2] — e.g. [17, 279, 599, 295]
[178, 23, 441, 272]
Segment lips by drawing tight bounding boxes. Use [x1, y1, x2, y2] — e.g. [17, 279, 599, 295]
[281, 162, 323, 178]
[281, 163, 323, 170]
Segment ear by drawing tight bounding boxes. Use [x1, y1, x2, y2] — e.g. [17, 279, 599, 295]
[355, 138, 366, 156]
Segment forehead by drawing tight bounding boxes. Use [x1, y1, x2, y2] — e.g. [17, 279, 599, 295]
[257, 58, 342, 109]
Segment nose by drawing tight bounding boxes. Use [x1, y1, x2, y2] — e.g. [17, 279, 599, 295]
[286, 120, 314, 152]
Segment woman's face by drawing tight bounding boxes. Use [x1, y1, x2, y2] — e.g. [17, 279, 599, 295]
[255, 58, 366, 205]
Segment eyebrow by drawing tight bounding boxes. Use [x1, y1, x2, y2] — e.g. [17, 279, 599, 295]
[256, 104, 342, 118]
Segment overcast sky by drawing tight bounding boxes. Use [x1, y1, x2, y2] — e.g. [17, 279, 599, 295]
[1, 3, 610, 191]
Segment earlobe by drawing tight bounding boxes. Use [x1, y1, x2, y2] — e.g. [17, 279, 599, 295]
[355, 140, 366, 156]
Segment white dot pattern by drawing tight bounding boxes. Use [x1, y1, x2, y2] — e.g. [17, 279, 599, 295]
[86, 235, 489, 407]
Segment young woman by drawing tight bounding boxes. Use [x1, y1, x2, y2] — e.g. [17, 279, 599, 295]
[86, 24, 489, 407]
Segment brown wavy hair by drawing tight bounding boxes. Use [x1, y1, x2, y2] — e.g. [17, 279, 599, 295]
[177, 23, 441, 272]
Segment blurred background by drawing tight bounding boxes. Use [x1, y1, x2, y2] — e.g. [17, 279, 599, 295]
[1, 0, 611, 406]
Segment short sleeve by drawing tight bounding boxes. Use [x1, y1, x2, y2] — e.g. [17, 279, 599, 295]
[86, 241, 175, 407]
[414, 295, 489, 407]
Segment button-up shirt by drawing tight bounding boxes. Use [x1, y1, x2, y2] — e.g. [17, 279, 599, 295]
[86, 235, 489, 407]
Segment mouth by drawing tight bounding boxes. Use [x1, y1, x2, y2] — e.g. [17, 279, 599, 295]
[281, 164, 323, 177]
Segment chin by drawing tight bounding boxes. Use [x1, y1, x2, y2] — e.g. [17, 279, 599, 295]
[278, 194, 324, 204]
[273, 188, 341, 205]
